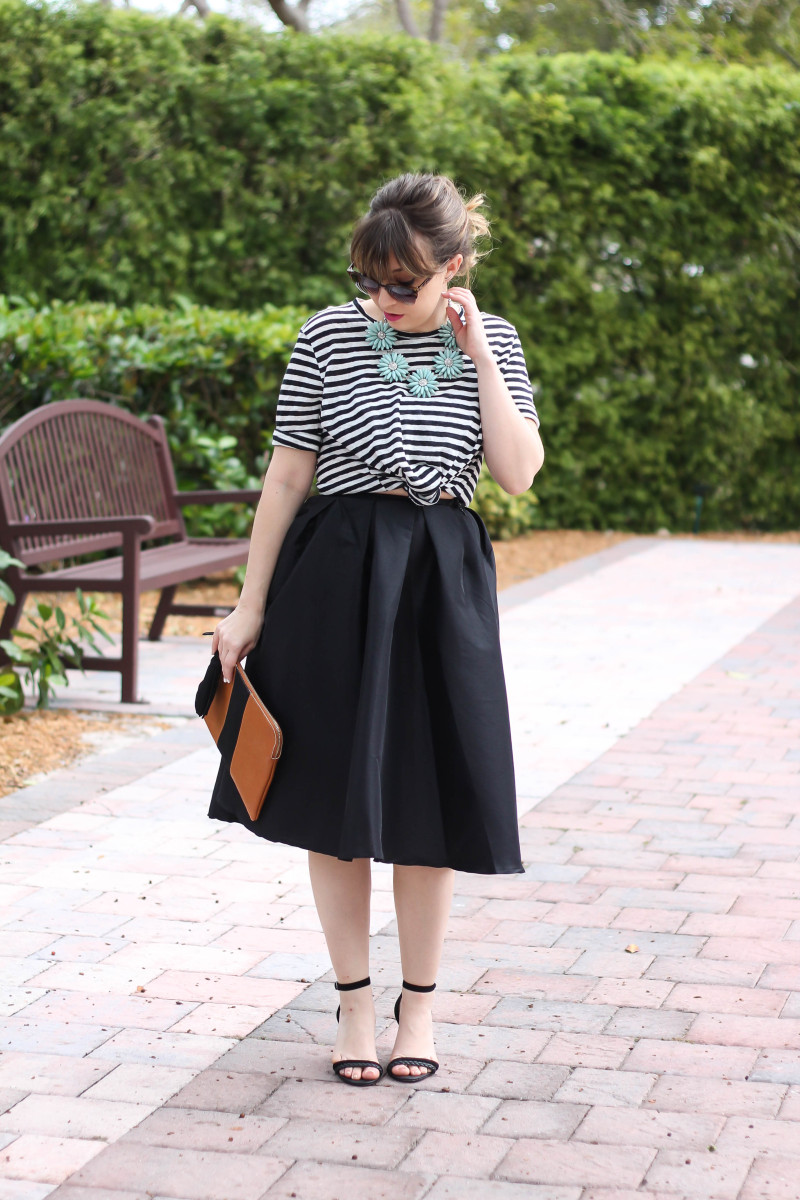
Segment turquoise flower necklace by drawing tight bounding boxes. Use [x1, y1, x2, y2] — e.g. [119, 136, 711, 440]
[364, 316, 464, 399]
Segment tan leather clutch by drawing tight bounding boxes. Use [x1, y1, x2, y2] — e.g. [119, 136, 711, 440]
[195, 654, 283, 821]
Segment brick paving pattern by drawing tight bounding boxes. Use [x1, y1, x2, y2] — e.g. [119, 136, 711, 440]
[0, 538, 799, 1199]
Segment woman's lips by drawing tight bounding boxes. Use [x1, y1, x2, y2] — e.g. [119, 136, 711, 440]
[384, 313, 403, 323]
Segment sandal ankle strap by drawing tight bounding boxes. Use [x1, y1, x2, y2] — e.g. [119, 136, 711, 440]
[402, 980, 436, 993]
[335, 976, 371, 992]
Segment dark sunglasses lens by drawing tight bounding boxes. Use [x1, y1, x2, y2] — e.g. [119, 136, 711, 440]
[355, 274, 381, 295]
[387, 284, 417, 303]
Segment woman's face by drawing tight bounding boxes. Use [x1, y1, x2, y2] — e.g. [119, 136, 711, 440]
[359, 251, 463, 333]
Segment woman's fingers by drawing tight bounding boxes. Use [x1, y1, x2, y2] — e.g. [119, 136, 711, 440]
[210, 607, 263, 682]
[446, 307, 464, 335]
[442, 287, 490, 358]
[217, 639, 253, 683]
[220, 652, 237, 684]
[218, 627, 258, 679]
[443, 285, 477, 312]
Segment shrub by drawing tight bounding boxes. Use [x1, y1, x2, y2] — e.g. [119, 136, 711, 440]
[0, 548, 112, 711]
[471, 468, 540, 540]
[0, 297, 308, 534]
[2, 592, 113, 710]
[1, 4, 799, 530]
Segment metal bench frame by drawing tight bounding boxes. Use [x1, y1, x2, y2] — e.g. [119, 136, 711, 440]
[0, 400, 260, 702]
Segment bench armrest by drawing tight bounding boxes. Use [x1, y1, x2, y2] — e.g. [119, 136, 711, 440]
[6, 515, 157, 538]
[174, 489, 262, 506]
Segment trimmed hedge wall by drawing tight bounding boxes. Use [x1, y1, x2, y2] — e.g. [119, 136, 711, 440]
[2, 2, 799, 531]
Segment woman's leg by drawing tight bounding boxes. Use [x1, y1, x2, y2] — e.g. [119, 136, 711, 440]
[307, 851, 379, 1082]
[390, 864, 455, 1077]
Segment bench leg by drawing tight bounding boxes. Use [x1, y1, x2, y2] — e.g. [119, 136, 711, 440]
[148, 586, 176, 642]
[120, 585, 140, 704]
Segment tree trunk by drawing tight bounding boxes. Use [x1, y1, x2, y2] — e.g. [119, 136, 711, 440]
[429, 0, 448, 42]
[395, 0, 422, 38]
[266, 0, 312, 33]
[178, 0, 212, 15]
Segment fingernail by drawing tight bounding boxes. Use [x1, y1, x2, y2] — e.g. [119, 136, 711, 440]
[223, 677, 230, 684]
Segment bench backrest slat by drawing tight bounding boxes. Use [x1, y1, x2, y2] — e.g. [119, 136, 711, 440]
[0, 401, 184, 565]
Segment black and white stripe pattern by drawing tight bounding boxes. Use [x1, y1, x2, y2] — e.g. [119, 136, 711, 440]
[273, 299, 539, 507]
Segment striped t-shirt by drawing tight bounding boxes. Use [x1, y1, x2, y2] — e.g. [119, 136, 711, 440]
[273, 298, 539, 507]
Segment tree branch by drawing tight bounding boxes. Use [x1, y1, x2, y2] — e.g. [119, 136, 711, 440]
[395, 0, 422, 38]
[265, 0, 312, 33]
[178, 0, 211, 15]
[596, 0, 648, 57]
[429, 0, 448, 42]
[769, 38, 800, 69]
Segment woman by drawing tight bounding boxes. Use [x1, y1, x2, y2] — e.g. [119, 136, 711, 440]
[209, 173, 544, 1086]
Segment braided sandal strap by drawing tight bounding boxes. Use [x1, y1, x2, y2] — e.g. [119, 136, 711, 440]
[387, 1056, 439, 1080]
[332, 1059, 384, 1087]
[333, 1059, 383, 1073]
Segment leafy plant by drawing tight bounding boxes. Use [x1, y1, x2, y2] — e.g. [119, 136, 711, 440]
[472, 467, 540, 540]
[0, 547, 21, 606]
[0, 591, 114, 710]
[0, 549, 24, 714]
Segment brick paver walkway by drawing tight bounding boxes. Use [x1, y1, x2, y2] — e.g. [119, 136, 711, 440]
[1, 537, 799, 1200]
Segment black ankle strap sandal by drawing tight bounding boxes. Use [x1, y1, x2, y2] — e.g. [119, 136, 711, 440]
[387, 980, 439, 1083]
[332, 976, 384, 1087]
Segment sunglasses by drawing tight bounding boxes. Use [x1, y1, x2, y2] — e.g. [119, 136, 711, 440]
[347, 264, 433, 306]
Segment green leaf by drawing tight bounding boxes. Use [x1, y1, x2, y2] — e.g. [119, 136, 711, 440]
[0, 550, 24, 572]
[0, 640, 32, 664]
[0, 667, 23, 714]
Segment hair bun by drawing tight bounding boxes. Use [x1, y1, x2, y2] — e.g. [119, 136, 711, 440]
[351, 174, 492, 288]
[464, 193, 490, 246]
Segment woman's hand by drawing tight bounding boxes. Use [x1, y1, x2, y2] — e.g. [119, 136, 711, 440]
[211, 604, 264, 684]
[442, 286, 494, 368]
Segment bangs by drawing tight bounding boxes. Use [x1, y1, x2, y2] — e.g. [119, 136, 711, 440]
[350, 209, 437, 281]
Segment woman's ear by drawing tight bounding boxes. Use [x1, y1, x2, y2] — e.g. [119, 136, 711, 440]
[445, 253, 464, 282]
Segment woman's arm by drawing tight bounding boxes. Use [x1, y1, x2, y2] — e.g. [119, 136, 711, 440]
[444, 286, 544, 495]
[212, 446, 317, 681]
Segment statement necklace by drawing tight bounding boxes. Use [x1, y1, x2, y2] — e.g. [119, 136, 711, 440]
[364, 316, 464, 399]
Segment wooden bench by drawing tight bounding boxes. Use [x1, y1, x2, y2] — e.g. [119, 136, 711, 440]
[0, 400, 261, 702]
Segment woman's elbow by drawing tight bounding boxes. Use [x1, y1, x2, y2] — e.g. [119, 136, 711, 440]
[492, 464, 540, 495]
[503, 475, 537, 496]
[494, 444, 544, 495]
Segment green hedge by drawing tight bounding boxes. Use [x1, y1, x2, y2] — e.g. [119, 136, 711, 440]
[2, 2, 800, 530]
[0, 296, 306, 537]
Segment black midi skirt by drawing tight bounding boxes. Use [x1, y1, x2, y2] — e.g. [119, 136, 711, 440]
[208, 493, 523, 875]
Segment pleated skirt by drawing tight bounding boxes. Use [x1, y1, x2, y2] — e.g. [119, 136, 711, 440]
[208, 493, 523, 875]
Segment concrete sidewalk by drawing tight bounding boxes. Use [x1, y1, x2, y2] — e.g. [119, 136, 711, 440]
[1, 535, 799, 1200]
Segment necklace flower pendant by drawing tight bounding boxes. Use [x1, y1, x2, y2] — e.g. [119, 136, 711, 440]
[365, 319, 397, 352]
[378, 350, 410, 383]
[408, 367, 439, 399]
[433, 349, 464, 381]
[438, 321, 459, 350]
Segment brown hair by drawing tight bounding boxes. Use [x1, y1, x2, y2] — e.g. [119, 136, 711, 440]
[350, 173, 490, 288]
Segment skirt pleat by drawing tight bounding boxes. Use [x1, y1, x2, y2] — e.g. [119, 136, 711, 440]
[208, 493, 523, 875]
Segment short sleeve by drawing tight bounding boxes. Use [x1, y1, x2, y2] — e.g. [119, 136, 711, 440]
[273, 330, 323, 452]
[495, 325, 540, 427]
